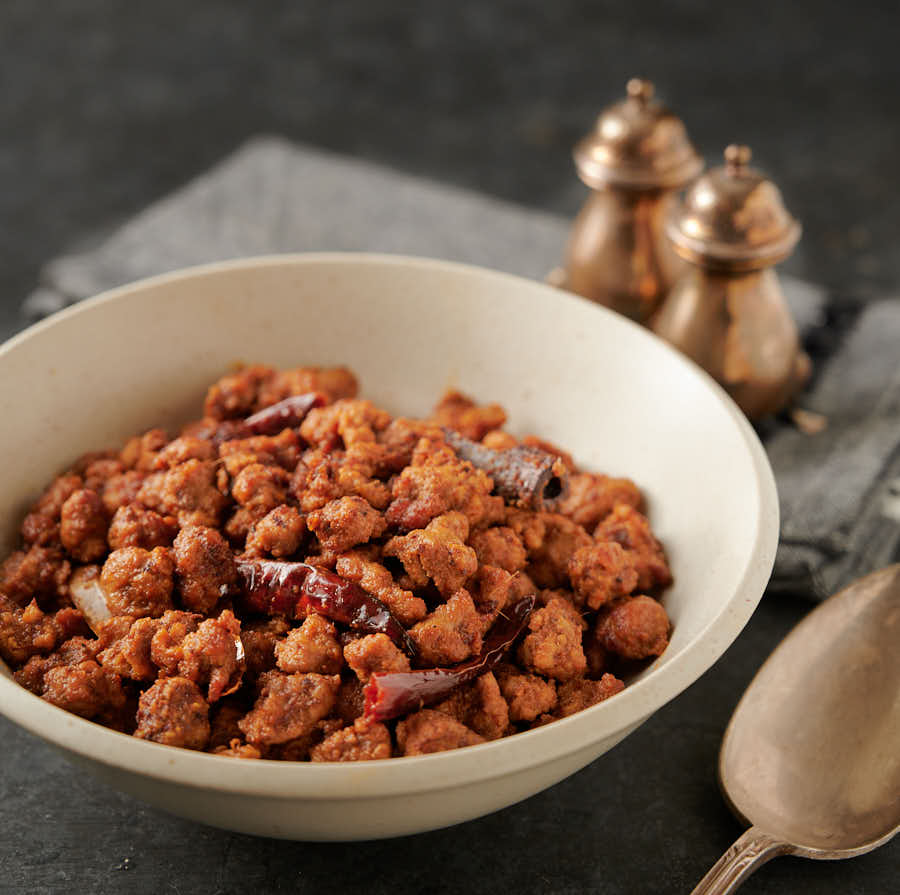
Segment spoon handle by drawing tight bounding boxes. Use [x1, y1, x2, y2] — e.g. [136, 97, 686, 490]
[690, 826, 792, 894]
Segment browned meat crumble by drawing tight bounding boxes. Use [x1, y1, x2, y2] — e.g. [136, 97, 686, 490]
[0, 364, 671, 760]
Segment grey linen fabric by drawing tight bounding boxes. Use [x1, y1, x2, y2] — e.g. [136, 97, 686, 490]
[19, 137, 900, 599]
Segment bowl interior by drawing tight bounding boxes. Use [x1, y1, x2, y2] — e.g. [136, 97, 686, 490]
[0, 254, 776, 792]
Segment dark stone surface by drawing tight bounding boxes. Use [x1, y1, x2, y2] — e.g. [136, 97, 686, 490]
[0, 2, 897, 893]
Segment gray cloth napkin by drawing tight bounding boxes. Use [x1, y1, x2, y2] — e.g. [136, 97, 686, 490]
[20, 137, 900, 600]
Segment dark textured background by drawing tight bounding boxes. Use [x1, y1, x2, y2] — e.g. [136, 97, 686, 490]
[0, 2, 897, 893]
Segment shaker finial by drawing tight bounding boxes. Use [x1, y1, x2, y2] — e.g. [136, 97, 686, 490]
[724, 144, 753, 173]
[626, 78, 655, 104]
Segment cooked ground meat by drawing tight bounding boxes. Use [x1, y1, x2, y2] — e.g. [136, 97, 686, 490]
[245, 504, 306, 558]
[0, 366, 671, 761]
[553, 674, 625, 718]
[467, 525, 527, 573]
[240, 617, 291, 678]
[306, 495, 386, 555]
[59, 489, 109, 562]
[107, 503, 178, 551]
[567, 541, 639, 609]
[135, 676, 210, 749]
[593, 505, 672, 592]
[275, 614, 344, 674]
[594, 595, 671, 660]
[334, 551, 427, 626]
[238, 671, 340, 745]
[0, 545, 70, 607]
[433, 671, 509, 740]
[100, 547, 175, 618]
[517, 596, 587, 681]
[556, 472, 643, 530]
[494, 663, 558, 722]
[20, 474, 83, 547]
[310, 717, 392, 762]
[383, 511, 477, 597]
[431, 390, 507, 442]
[343, 633, 410, 682]
[408, 590, 483, 665]
[396, 709, 485, 755]
[41, 659, 126, 720]
[172, 525, 237, 613]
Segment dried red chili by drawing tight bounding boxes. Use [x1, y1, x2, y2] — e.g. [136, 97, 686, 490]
[240, 392, 328, 437]
[195, 392, 328, 444]
[362, 594, 536, 723]
[235, 559, 417, 657]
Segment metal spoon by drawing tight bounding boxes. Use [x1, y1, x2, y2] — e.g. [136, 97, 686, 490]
[692, 564, 900, 894]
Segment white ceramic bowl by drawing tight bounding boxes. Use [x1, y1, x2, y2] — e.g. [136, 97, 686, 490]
[0, 254, 777, 840]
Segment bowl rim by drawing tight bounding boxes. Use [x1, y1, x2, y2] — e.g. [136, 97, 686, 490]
[0, 252, 779, 799]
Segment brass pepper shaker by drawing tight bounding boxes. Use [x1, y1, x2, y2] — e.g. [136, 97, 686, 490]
[652, 145, 810, 420]
[561, 78, 704, 322]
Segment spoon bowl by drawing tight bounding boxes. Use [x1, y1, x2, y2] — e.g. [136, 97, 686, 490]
[693, 564, 900, 892]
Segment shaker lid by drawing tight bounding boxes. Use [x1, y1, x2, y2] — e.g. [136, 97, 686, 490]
[667, 145, 801, 270]
[573, 78, 703, 190]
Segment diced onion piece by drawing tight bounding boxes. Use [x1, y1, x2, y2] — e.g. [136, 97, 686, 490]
[69, 565, 112, 633]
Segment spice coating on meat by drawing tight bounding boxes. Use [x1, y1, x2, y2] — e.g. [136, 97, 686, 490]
[275, 614, 344, 674]
[495, 663, 558, 722]
[385, 438, 499, 531]
[594, 595, 670, 660]
[518, 597, 587, 681]
[139, 459, 228, 528]
[568, 541, 639, 609]
[310, 717, 392, 762]
[522, 513, 592, 589]
[238, 672, 341, 745]
[299, 399, 391, 450]
[335, 552, 427, 626]
[1, 365, 671, 761]
[467, 525, 527, 573]
[246, 505, 306, 558]
[172, 525, 237, 613]
[240, 617, 291, 678]
[553, 674, 625, 718]
[343, 633, 411, 682]
[135, 677, 210, 749]
[594, 505, 672, 592]
[383, 511, 477, 597]
[41, 660, 126, 720]
[396, 709, 485, 755]
[0, 546, 70, 607]
[307, 496, 386, 555]
[107, 504, 178, 551]
[556, 472, 643, 530]
[408, 590, 483, 665]
[59, 489, 109, 562]
[100, 547, 174, 618]
[431, 390, 507, 442]
[151, 609, 244, 703]
[433, 671, 509, 740]
[21, 474, 83, 547]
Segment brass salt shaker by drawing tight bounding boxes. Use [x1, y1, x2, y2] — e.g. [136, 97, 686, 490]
[562, 78, 704, 322]
[653, 145, 810, 420]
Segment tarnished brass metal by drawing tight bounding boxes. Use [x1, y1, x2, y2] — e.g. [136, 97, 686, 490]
[653, 146, 809, 419]
[692, 565, 900, 893]
[562, 79, 703, 322]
